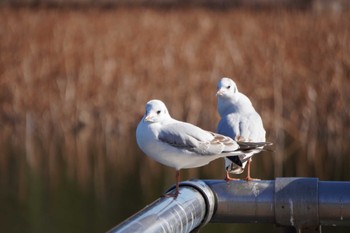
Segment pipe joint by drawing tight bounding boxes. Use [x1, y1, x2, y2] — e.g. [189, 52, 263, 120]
[275, 177, 319, 230]
[167, 179, 216, 231]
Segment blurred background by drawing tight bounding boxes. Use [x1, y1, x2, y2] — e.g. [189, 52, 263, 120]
[0, 0, 350, 232]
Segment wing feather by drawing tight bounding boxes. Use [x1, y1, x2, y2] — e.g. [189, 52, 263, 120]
[158, 122, 240, 155]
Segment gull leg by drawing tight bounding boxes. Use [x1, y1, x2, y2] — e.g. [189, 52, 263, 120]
[244, 159, 260, 181]
[224, 170, 240, 182]
[174, 170, 180, 197]
[163, 170, 180, 198]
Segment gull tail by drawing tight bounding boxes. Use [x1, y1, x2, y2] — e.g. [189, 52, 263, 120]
[237, 141, 273, 151]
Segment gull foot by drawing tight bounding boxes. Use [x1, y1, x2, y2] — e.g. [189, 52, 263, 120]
[162, 191, 179, 199]
[244, 177, 261, 182]
[225, 173, 240, 182]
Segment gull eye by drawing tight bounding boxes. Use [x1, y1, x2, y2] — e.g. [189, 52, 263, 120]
[156, 110, 161, 114]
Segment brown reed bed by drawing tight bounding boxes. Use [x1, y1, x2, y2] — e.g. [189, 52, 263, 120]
[0, 7, 350, 201]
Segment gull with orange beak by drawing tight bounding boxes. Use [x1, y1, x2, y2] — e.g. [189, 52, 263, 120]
[136, 99, 269, 198]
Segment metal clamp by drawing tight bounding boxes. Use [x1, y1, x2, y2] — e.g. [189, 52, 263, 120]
[275, 177, 320, 232]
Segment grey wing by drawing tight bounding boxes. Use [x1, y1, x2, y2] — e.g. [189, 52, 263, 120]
[159, 122, 238, 155]
[218, 112, 266, 142]
[158, 123, 201, 150]
[219, 113, 266, 172]
[239, 113, 266, 142]
[217, 114, 240, 139]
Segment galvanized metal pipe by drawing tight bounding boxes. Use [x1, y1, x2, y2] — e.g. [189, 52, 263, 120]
[207, 177, 350, 231]
[208, 179, 275, 223]
[108, 180, 215, 233]
[319, 181, 350, 226]
[108, 178, 350, 233]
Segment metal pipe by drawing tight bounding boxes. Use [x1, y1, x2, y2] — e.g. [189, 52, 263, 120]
[108, 180, 215, 233]
[319, 181, 350, 226]
[207, 178, 350, 232]
[207, 179, 275, 223]
[108, 178, 350, 233]
[207, 178, 350, 227]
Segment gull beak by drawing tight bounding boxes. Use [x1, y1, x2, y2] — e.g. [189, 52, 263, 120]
[216, 89, 224, 96]
[144, 114, 155, 122]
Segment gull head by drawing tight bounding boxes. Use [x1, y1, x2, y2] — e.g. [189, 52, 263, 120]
[143, 99, 170, 123]
[216, 77, 238, 98]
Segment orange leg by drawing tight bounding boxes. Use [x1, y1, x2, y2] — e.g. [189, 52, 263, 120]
[244, 160, 260, 181]
[224, 170, 240, 182]
[163, 170, 180, 198]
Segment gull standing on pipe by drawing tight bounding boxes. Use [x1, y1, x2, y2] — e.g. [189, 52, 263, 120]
[136, 99, 268, 198]
[216, 77, 266, 181]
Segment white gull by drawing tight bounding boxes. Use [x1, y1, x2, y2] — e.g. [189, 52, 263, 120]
[216, 77, 266, 181]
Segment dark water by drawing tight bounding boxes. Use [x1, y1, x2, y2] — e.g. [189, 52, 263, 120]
[0, 133, 349, 233]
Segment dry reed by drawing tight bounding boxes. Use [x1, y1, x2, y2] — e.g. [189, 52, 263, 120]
[0, 7, 350, 200]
